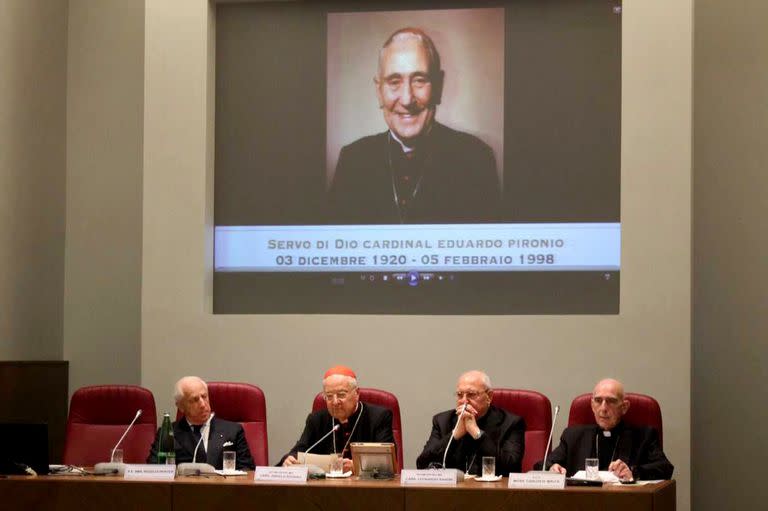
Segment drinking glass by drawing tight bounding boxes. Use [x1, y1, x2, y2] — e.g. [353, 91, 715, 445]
[329, 455, 344, 476]
[482, 457, 496, 479]
[223, 451, 236, 472]
[585, 458, 599, 480]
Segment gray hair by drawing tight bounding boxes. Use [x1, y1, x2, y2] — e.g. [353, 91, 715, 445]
[460, 370, 493, 391]
[593, 378, 625, 399]
[478, 371, 493, 390]
[174, 376, 208, 404]
[378, 27, 442, 78]
[322, 374, 359, 390]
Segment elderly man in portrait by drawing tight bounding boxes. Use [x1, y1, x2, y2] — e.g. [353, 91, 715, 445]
[416, 370, 525, 475]
[147, 376, 254, 470]
[279, 366, 395, 472]
[329, 27, 500, 224]
[536, 378, 673, 480]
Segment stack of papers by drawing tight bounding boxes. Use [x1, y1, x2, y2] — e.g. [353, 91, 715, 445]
[215, 469, 248, 476]
[571, 470, 619, 483]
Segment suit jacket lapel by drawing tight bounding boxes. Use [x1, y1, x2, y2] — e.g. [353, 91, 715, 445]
[204, 417, 220, 466]
[479, 406, 500, 443]
[581, 425, 600, 464]
[175, 421, 197, 461]
[615, 427, 633, 464]
[350, 403, 366, 443]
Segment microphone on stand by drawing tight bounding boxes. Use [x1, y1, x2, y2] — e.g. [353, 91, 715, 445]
[94, 410, 143, 475]
[192, 434, 205, 463]
[300, 423, 340, 476]
[442, 403, 467, 469]
[305, 424, 340, 455]
[433, 403, 467, 481]
[541, 405, 560, 472]
[177, 413, 216, 476]
[530, 404, 560, 473]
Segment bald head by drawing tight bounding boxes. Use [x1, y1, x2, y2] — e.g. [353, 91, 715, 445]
[458, 370, 492, 390]
[378, 28, 442, 78]
[591, 378, 629, 430]
[374, 27, 444, 145]
[594, 378, 625, 398]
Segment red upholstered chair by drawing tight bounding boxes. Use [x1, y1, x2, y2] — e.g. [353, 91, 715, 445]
[491, 389, 553, 472]
[567, 392, 664, 447]
[312, 387, 403, 471]
[63, 385, 157, 466]
[176, 382, 269, 466]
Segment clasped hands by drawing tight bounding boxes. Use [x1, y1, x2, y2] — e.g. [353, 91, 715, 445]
[452, 404, 481, 440]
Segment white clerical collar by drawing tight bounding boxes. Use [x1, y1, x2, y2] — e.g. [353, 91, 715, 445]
[389, 131, 416, 153]
[388, 124, 435, 153]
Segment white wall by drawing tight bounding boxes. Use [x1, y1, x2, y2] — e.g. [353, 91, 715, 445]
[0, 0, 67, 360]
[63, 0, 144, 391]
[141, 2, 691, 510]
[693, 1, 768, 509]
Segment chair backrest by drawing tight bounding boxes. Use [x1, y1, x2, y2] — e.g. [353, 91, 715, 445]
[491, 389, 553, 472]
[312, 387, 403, 471]
[175, 381, 268, 466]
[567, 392, 663, 447]
[63, 385, 157, 466]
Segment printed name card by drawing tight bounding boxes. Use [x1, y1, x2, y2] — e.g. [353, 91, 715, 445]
[508, 472, 566, 489]
[124, 465, 177, 480]
[254, 466, 308, 483]
[400, 469, 458, 486]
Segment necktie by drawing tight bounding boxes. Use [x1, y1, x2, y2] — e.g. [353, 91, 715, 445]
[191, 424, 207, 462]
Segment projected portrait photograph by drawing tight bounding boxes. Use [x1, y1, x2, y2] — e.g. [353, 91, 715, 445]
[326, 8, 505, 224]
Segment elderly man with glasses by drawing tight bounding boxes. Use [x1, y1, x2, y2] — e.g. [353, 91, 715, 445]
[416, 370, 525, 475]
[279, 366, 394, 472]
[536, 378, 673, 480]
[328, 27, 500, 224]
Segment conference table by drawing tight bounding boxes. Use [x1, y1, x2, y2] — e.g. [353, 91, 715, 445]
[0, 472, 675, 511]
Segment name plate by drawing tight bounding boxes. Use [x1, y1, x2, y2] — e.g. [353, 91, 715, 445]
[401, 469, 458, 486]
[254, 466, 308, 483]
[124, 464, 176, 480]
[508, 472, 566, 489]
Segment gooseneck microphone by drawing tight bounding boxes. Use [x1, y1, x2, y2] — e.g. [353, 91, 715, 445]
[300, 423, 340, 477]
[192, 433, 204, 464]
[113, 410, 143, 461]
[442, 403, 468, 470]
[305, 424, 340, 456]
[94, 409, 143, 475]
[178, 413, 216, 476]
[541, 405, 560, 472]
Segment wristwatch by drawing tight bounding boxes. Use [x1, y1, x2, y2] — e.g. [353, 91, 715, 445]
[473, 429, 484, 440]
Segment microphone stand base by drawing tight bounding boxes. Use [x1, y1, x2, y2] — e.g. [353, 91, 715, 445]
[176, 463, 216, 476]
[93, 462, 126, 476]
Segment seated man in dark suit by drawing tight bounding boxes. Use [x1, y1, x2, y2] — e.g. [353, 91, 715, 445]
[147, 376, 254, 470]
[329, 27, 500, 224]
[536, 378, 673, 480]
[416, 370, 525, 475]
[279, 366, 394, 473]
